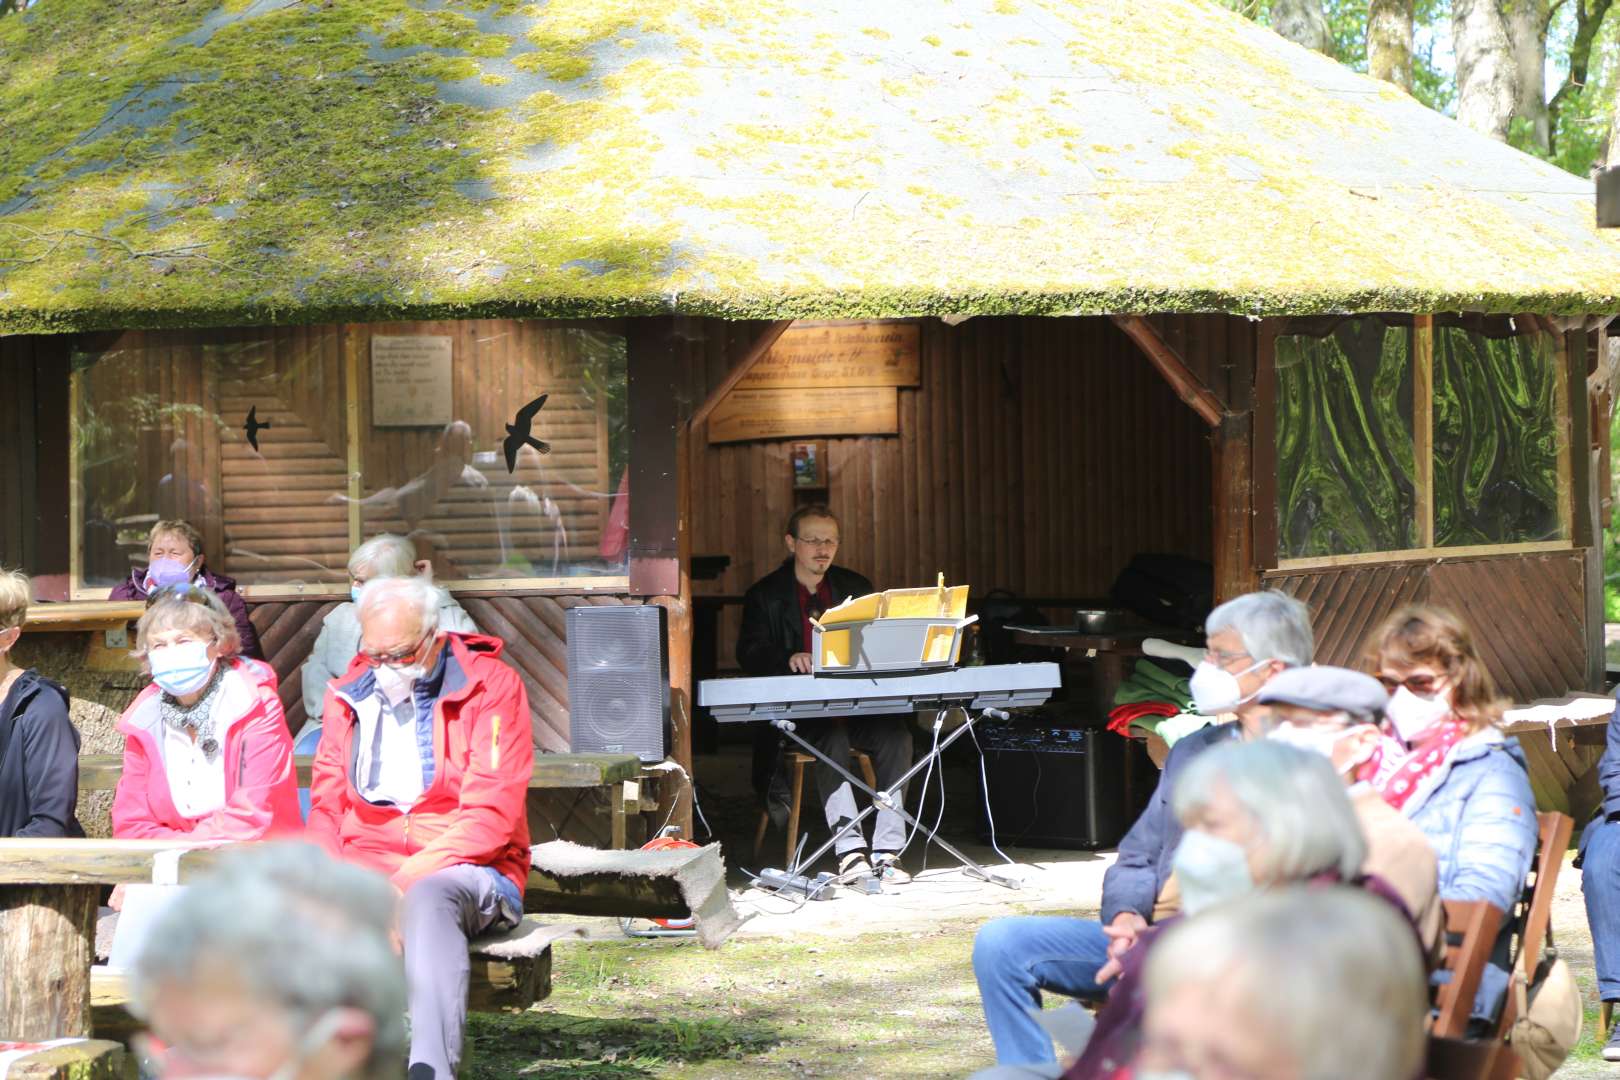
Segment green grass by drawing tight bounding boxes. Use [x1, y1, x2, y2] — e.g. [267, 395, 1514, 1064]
[464, 920, 1000, 1078]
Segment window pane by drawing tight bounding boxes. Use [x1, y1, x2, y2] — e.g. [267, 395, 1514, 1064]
[354, 323, 627, 582]
[1432, 319, 1564, 546]
[1275, 318, 1416, 559]
[74, 331, 352, 591]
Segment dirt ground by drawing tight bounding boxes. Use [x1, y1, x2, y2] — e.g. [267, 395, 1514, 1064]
[473, 742, 1620, 1078]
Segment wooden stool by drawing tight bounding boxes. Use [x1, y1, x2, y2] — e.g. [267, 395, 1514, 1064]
[753, 750, 878, 870]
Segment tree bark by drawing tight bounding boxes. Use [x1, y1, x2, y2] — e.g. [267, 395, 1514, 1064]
[1270, 0, 1334, 54]
[1505, 0, 1551, 152]
[1453, 0, 1520, 141]
[1551, 0, 1616, 161]
[0, 884, 97, 1040]
[1367, 0, 1415, 91]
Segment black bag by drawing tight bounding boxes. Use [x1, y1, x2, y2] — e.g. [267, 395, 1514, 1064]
[1109, 554, 1213, 631]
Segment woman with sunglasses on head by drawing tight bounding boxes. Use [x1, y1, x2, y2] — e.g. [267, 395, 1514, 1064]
[112, 585, 300, 842]
[109, 519, 263, 660]
[1361, 604, 1536, 1028]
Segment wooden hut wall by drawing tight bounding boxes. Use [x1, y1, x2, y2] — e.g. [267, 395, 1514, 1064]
[687, 315, 1217, 655]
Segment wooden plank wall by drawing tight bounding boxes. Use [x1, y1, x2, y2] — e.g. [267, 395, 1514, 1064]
[687, 315, 1217, 647]
[1265, 551, 1590, 701]
[53, 320, 616, 589]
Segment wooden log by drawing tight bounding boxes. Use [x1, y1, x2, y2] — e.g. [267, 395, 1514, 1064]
[0, 1039, 129, 1079]
[0, 884, 98, 1039]
[522, 869, 688, 918]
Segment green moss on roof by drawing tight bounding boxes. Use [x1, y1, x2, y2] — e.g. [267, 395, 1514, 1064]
[1, 0, 1619, 335]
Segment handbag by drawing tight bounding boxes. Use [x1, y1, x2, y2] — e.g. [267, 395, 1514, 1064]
[1508, 947, 1582, 1080]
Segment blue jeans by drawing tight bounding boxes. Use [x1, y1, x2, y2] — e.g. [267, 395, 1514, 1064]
[1582, 814, 1620, 1001]
[972, 915, 1112, 1065]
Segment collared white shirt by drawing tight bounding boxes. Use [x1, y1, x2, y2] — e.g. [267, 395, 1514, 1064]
[354, 677, 428, 811]
[160, 722, 226, 818]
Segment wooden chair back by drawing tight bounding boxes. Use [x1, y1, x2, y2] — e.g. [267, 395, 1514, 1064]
[1432, 899, 1503, 1039]
[1493, 810, 1574, 1037]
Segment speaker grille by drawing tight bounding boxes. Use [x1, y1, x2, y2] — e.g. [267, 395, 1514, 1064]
[567, 606, 668, 762]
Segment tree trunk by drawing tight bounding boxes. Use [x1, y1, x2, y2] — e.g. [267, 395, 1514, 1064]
[1270, 0, 1334, 54]
[1453, 0, 1520, 141]
[1367, 0, 1415, 91]
[0, 885, 97, 1040]
[1505, 0, 1551, 152]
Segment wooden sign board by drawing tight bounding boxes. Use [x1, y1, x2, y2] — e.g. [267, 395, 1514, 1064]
[736, 322, 920, 389]
[372, 335, 453, 427]
[708, 387, 898, 444]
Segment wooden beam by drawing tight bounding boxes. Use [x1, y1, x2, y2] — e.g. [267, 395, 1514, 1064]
[687, 319, 793, 430]
[76, 751, 642, 793]
[1212, 412, 1259, 603]
[1111, 315, 1224, 427]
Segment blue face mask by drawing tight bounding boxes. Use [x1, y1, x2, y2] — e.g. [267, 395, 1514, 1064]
[350, 584, 363, 604]
[149, 640, 217, 697]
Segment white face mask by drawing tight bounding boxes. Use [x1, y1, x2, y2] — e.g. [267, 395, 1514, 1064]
[1188, 658, 1267, 715]
[372, 662, 422, 705]
[1267, 721, 1349, 758]
[149, 640, 217, 697]
[1172, 828, 1255, 915]
[1386, 685, 1451, 743]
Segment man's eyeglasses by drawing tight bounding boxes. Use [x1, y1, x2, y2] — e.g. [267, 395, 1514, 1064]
[1204, 647, 1252, 669]
[359, 630, 432, 667]
[1376, 672, 1442, 695]
[794, 536, 839, 549]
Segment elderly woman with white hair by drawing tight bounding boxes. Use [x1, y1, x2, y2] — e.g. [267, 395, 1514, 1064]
[130, 843, 406, 1080]
[1132, 886, 1428, 1080]
[298, 534, 475, 746]
[113, 586, 301, 840]
[1059, 740, 1419, 1079]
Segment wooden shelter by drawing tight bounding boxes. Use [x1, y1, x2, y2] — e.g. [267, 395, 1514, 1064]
[4, 0, 1620, 831]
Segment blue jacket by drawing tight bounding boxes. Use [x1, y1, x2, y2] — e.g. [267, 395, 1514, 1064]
[1100, 720, 1239, 925]
[1403, 732, 1537, 914]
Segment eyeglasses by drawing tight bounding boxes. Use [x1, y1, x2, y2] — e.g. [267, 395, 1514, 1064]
[794, 536, 839, 548]
[359, 630, 433, 667]
[1376, 672, 1442, 695]
[1204, 647, 1252, 669]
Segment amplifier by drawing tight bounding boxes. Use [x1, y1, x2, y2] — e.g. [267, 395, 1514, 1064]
[975, 721, 1147, 850]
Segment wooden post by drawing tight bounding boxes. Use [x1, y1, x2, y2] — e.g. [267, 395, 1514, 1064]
[1212, 412, 1258, 603]
[0, 884, 98, 1040]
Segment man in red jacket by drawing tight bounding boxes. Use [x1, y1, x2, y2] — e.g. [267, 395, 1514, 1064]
[306, 575, 533, 1079]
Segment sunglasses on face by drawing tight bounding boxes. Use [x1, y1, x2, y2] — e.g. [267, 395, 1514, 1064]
[1376, 672, 1442, 695]
[359, 630, 432, 667]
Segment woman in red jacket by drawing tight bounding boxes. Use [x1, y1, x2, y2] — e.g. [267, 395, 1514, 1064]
[112, 585, 300, 841]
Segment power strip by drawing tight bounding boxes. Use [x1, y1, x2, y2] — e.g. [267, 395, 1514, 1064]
[754, 868, 836, 899]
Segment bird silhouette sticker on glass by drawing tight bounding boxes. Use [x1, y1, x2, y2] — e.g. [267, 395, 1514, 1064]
[503, 394, 551, 473]
[243, 405, 270, 452]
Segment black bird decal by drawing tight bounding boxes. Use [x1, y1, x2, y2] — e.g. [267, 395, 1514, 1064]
[502, 394, 550, 473]
[243, 405, 271, 452]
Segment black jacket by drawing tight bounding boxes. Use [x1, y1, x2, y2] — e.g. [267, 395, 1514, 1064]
[0, 670, 83, 838]
[736, 560, 875, 676]
[736, 560, 873, 797]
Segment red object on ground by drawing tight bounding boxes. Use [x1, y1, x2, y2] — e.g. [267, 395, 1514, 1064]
[642, 832, 699, 929]
[1105, 701, 1179, 737]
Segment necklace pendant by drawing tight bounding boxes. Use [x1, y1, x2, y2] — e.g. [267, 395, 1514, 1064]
[199, 736, 220, 756]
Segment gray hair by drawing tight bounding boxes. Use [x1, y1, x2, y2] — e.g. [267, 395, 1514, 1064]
[356, 574, 442, 634]
[1173, 740, 1366, 882]
[1145, 885, 1427, 1080]
[347, 534, 418, 581]
[134, 587, 241, 662]
[1206, 590, 1314, 667]
[129, 843, 406, 1080]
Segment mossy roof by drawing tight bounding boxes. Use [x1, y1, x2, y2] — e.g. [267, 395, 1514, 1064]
[3, 0, 1619, 334]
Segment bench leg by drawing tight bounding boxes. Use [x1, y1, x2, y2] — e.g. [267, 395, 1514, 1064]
[0, 884, 98, 1040]
[611, 783, 628, 850]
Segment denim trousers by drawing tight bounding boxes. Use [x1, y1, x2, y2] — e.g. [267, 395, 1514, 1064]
[1582, 814, 1620, 1001]
[971, 915, 1113, 1065]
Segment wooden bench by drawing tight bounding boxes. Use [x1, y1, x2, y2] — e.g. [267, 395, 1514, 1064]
[77, 751, 645, 847]
[0, 1039, 130, 1079]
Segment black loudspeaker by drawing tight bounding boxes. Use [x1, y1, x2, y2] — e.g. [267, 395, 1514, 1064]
[566, 605, 669, 762]
[975, 721, 1148, 850]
